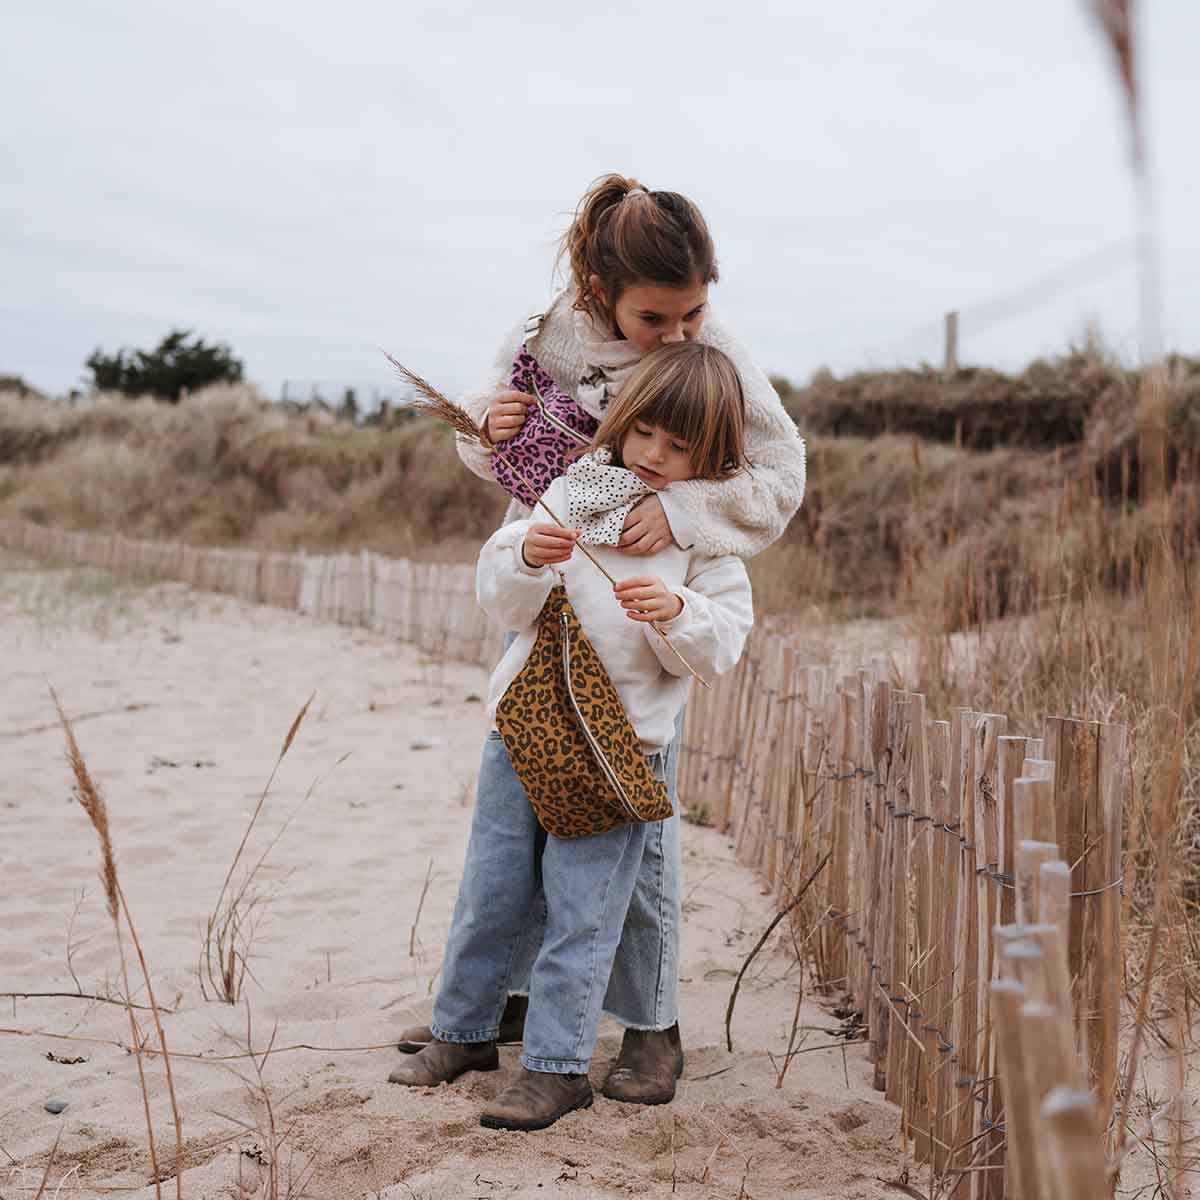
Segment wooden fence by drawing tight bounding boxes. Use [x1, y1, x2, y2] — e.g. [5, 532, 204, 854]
[680, 632, 1127, 1197]
[0, 520, 504, 670]
[1, 520, 1126, 1196]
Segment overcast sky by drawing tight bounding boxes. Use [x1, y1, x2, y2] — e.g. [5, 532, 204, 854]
[4, 2, 1197, 404]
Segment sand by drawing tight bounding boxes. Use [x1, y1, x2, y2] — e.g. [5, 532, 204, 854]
[0, 556, 909, 1200]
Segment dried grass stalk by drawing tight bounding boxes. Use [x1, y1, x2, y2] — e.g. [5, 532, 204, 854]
[202, 693, 314, 1005]
[51, 687, 182, 1198]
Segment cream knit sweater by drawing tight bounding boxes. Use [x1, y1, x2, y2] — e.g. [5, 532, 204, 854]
[456, 288, 806, 559]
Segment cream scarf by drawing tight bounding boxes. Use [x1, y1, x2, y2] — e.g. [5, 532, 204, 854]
[565, 448, 652, 546]
[572, 308, 643, 417]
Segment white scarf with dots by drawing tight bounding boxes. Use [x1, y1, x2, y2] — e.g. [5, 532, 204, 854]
[564, 448, 652, 545]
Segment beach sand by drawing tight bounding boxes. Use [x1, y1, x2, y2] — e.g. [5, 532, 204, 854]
[0, 554, 929, 1198]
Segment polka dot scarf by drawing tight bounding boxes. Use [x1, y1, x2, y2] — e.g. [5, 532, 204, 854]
[564, 448, 652, 546]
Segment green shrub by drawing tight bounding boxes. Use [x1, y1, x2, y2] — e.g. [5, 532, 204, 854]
[86, 329, 243, 401]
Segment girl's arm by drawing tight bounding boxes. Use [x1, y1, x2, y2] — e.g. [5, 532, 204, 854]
[474, 478, 565, 628]
[657, 318, 806, 559]
[641, 554, 753, 681]
[455, 316, 529, 483]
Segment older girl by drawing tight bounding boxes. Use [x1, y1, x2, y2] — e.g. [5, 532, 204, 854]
[392, 174, 806, 1107]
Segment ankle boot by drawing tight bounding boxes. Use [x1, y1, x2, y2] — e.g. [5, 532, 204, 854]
[601, 1023, 684, 1105]
[479, 1066, 593, 1131]
[396, 994, 528, 1054]
[387, 1038, 498, 1086]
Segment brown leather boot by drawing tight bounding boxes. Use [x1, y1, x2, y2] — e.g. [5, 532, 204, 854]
[387, 1038, 498, 1086]
[396, 994, 529, 1054]
[600, 1024, 684, 1105]
[479, 1067, 593, 1131]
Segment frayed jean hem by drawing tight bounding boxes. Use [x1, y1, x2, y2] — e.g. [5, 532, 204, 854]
[520, 1052, 588, 1075]
[601, 1008, 677, 1032]
[430, 1022, 498, 1045]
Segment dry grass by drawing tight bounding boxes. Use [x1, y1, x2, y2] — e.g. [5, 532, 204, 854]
[213, 1005, 318, 1200]
[201, 694, 314, 1005]
[51, 687, 185, 1198]
[0, 384, 505, 559]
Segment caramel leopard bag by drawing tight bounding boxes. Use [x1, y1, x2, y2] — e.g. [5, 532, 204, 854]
[495, 585, 672, 839]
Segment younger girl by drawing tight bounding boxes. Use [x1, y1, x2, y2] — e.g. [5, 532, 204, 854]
[391, 342, 754, 1131]
[394, 174, 806, 1105]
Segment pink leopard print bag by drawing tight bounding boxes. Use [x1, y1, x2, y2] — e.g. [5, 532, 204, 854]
[490, 345, 599, 506]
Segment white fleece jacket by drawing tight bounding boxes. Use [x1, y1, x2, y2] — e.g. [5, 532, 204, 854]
[477, 477, 753, 754]
[456, 288, 807, 559]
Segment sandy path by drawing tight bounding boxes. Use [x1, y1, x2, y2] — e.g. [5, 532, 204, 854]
[0, 555, 906, 1199]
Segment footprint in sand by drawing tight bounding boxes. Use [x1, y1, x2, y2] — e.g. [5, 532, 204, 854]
[0, 907, 57, 930]
[289, 887, 345, 904]
[175, 827, 217, 848]
[119, 842, 179, 868]
[347, 857, 392, 872]
[0, 947, 39, 968]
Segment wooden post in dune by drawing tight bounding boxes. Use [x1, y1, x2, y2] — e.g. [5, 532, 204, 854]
[867, 677, 892, 1092]
[944, 310, 959, 377]
[1043, 716, 1127, 1119]
[949, 708, 978, 1172]
[903, 693, 933, 1160]
[826, 675, 857, 989]
[733, 638, 773, 864]
[1042, 1088, 1108, 1200]
[885, 692, 914, 1107]
[927, 718, 956, 1174]
[996, 736, 1029, 928]
[991, 977, 1040, 1200]
[1015, 840, 1061, 927]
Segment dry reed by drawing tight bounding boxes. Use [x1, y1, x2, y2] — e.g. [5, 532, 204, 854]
[201, 693, 314, 1005]
[51, 686, 184, 1197]
[212, 1004, 317, 1200]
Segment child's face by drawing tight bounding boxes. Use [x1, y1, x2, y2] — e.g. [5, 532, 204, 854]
[594, 277, 708, 353]
[620, 421, 695, 490]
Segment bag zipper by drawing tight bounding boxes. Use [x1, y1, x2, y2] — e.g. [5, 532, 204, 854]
[560, 612, 642, 822]
[531, 378, 592, 447]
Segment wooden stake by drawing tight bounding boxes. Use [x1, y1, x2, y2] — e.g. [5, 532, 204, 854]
[1042, 1087, 1107, 1200]
[991, 979, 1040, 1200]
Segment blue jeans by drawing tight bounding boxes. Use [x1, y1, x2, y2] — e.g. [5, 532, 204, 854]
[432, 733, 667, 1072]
[483, 715, 681, 1032]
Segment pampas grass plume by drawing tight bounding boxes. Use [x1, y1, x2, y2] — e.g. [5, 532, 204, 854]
[51, 685, 119, 921]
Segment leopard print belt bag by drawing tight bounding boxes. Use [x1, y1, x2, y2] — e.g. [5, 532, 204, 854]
[495, 585, 673, 839]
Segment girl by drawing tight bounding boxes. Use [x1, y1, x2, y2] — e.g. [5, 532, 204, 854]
[391, 342, 754, 1131]
[393, 174, 806, 1105]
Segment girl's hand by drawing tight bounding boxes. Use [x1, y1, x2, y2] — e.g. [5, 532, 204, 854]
[617, 495, 673, 555]
[522, 523, 579, 568]
[614, 575, 684, 623]
[486, 390, 535, 443]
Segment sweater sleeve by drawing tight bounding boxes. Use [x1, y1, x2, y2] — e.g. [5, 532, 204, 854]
[454, 315, 528, 483]
[662, 318, 806, 559]
[474, 478, 561, 629]
[643, 553, 753, 681]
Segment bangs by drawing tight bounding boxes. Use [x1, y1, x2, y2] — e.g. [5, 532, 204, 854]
[638, 387, 711, 448]
[590, 342, 746, 481]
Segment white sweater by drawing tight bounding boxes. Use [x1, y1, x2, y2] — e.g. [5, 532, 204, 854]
[477, 478, 754, 754]
[457, 288, 807, 559]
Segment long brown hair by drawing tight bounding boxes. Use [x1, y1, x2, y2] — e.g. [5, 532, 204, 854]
[589, 342, 745, 481]
[562, 173, 718, 326]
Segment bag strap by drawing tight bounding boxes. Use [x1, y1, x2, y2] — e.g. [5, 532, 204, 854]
[559, 610, 641, 823]
[522, 310, 546, 344]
